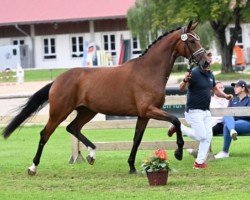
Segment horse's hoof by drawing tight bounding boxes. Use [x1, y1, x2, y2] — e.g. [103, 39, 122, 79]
[27, 168, 36, 176]
[129, 169, 137, 174]
[174, 149, 183, 160]
[86, 155, 95, 165]
[167, 125, 176, 137]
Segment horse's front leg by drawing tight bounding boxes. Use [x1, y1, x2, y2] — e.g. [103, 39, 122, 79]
[146, 106, 184, 161]
[128, 117, 149, 174]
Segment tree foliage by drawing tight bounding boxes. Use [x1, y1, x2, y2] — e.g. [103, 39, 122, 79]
[127, 0, 250, 72]
[127, 0, 155, 50]
[167, 0, 250, 72]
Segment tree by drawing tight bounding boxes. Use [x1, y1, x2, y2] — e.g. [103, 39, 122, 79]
[127, 0, 184, 50]
[167, 0, 250, 72]
[127, 0, 214, 58]
[127, 0, 250, 72]
[127, 0, 156, 50]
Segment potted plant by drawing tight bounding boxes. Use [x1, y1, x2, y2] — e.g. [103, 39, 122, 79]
[142, 149, 170, 186]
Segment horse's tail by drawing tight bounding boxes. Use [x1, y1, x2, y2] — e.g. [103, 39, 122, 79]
[2, 82, 53, 139]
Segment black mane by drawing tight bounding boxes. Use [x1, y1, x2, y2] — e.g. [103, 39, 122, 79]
[140, 27, 182, 57]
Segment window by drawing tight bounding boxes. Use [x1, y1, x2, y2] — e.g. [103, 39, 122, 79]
[71, 36, 84, 58]
[103, 34, 116, 56]
[131, 37, 142, 54]
[229, 27, 242, 44]
[12, 49, 17, 56]
[13, 39, 25, 45]
[43, 38, 56, 59]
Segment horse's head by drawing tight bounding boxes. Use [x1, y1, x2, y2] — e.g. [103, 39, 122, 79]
[175, 21, 210, 70]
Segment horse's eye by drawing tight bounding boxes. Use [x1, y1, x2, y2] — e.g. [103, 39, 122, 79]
[189, 39, 195, 43]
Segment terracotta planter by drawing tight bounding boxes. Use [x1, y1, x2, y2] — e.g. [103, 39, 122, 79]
[146, 170, 168, 186]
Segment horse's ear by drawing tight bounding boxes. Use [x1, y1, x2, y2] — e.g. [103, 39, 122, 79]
[191, 21, 199, 31]
[186, 20, 193, 32]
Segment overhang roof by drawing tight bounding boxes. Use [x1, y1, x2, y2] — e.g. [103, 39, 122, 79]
[0, 0, 135, 26]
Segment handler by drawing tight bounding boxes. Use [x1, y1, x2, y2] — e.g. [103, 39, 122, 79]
[168, 52, 233, 169]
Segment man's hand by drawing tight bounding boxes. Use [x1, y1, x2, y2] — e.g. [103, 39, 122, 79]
[180, 71, 191, 92]
[226, 94, 233, 100]
[183, 71, 191, 83]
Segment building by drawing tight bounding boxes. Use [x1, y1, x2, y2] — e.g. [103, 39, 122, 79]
[209, 23, 250, 65]
[227, 23, 250, 64]
[0, 0, 139, 69]
[1, 1, 249, 70]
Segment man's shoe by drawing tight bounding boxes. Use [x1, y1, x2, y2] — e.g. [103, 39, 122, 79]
[167, 125, 176, 137]
[193, 161, 207, 169]
[214, 151, 229, 159]
[230, 129, 238, 141]
[187, 149, 215, 161]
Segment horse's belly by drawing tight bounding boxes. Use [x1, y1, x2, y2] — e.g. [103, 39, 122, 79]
[86, 99, 138, 116]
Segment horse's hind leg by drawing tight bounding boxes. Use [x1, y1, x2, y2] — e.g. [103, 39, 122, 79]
[66, 106, 97, 165]
[128, 117, 149, 174]
[28, 118, 63, 175]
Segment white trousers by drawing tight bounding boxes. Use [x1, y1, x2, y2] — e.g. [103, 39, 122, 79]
[181, 109, 213, 164]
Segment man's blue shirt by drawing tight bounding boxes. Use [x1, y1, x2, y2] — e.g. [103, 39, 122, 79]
[186, 66, 216, 111]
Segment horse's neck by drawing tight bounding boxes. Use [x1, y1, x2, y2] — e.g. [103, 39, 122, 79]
[138, 36, 178, 86]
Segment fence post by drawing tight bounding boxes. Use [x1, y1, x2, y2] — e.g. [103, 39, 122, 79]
[16, 64, 24, 84]
[68, 135, 85, 164]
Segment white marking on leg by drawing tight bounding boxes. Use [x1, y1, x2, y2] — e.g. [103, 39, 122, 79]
[87, 147, 96, 159]
[28, 163, 36, 173]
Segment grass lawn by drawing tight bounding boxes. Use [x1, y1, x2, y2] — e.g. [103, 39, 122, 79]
[215, 71, 250, 81]
[0, 68, 69, 83]
[2, 64, 250, 83]
[24, 68, 68, 82]
[0, 126, 249, 199]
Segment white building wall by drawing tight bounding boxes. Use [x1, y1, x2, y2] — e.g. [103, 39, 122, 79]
[35, 34, 83, 69]
[242, 23, 250, 63]
[0, 38, 12, 46]
[0, 37, 33, 48]
[87, 30, 131, 66]
[92, 32, 102, 47]
[0, 30, 134, 69]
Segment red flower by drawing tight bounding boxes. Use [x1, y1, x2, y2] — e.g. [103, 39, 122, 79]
[154, 149, 168, 160]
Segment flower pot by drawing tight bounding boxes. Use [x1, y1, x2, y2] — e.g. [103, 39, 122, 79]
[146, 170, 168, 186]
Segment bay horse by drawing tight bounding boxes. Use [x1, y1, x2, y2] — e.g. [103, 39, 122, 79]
[2, 21, 209, 175]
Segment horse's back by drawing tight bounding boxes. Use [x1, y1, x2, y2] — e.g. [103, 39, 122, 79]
[49, 66, 138, 115]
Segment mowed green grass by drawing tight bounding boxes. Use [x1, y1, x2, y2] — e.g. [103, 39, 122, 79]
[24, 68, 68, 82]
[2, 66, 250, 83]
[0, 68, 69, 83]
[0, 126, 249, 200]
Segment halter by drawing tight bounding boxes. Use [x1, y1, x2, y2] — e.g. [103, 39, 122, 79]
[180, 27, 206, 67]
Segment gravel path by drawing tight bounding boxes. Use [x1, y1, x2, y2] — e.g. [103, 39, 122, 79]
[0, 81, 51, 95]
